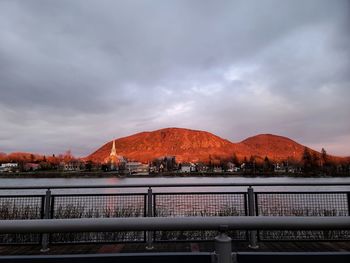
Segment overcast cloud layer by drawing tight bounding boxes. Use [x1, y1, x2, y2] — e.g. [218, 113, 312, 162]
[0, 0, 349, 157]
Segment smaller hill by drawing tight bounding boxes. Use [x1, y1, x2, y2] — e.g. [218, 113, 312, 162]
[240, 134, 309, 161]
[0, 152, 45, 162]
[241, 134, 345, 164]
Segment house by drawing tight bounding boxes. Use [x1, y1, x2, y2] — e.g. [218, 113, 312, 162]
[226, 162, 240, 172]
[149, 165, 157, 173]
[274, 163, 287, 173]
[1, 163, 18, 168]
[287, 166, 299, 173]
[152, 156, 177, 172]
[196, 163, 209, 172]
[180, 163, 196, 173]
[0, 163, 19, 172]
[125, 162, 149, 174]
[60, 160, 84, 171]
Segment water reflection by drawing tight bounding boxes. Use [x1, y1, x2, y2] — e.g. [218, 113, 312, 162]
[0, 176, 349, 195]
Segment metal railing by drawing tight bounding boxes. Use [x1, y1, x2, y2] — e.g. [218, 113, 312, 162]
[1, 216, 350, 232]
[0, 182, 349, 248]
[0, 216, 349, 263]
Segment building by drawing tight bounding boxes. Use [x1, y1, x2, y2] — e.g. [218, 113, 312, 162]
[0, 163, 19, 172]
[125, 162, 149, 174]
[1, 163, 18, 168]
[60, 160, 84, 171]
[196, 163, 209, 172]
[109, 140, 118, 170]
[274, 163, 287, 173]
[226, 162, 239, 172]
[180, 163, 196, 173]
[104, 140, 126, 171]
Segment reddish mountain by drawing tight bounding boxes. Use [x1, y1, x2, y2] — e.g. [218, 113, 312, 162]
[1, 128, 347, 165]
[86, 128, 251, 163]
[86, 127, 345, 164]
[0, 152, 45, 162]
[0, 152, 74, 164]
[240, 134, 310, 162]
[243, 134, 346, 164]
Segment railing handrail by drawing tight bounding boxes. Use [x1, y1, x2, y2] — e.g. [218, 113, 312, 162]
[1, 182, 350, 190]
[0, 216, 349, 233]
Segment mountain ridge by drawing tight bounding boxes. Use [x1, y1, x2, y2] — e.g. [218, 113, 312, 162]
[86, 127, 346, 164]
[1, 128, 346, 164]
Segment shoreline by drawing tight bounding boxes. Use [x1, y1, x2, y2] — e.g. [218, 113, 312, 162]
[0, 171, 348, 179]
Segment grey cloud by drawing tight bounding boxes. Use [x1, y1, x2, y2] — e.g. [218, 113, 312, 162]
[0, 0, 349, 156]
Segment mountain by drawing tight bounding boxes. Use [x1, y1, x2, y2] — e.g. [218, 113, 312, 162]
[1, 128, 346, 164]
[86, 128, 250, 163]
[240, 134, 311, 162]
[86, 127, 344, 164]
[0, 152, 45, 162]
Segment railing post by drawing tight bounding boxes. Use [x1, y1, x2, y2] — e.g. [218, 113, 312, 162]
[40, 189, 51, 253]
[247, 186, 258, 249]
[214, 226, 234, 263]
[146, 187, 154, 250]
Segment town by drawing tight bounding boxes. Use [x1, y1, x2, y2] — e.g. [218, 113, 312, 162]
[1, 140, 349, 176]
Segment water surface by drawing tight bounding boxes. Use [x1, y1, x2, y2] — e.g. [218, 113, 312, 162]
[0, 176, 349, 194]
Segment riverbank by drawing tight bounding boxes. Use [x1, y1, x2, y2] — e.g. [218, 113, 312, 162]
[0, 171, 348, 178]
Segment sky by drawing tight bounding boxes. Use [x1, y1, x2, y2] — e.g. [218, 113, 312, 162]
[0, 0, 349, 157]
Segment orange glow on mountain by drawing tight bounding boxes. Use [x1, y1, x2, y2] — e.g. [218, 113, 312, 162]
[85, 128, 346, 164]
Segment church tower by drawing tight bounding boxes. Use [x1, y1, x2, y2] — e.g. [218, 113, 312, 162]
[110, 140, 117, 157]
[110, 140, 117, 170]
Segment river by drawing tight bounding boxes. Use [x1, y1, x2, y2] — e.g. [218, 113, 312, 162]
[0, 176, 350, 194]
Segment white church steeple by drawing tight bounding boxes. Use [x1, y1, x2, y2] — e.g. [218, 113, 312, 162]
[110, 140, 117, 157]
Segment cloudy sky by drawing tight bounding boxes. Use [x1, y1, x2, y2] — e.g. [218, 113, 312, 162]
[0, 0, 349, 157]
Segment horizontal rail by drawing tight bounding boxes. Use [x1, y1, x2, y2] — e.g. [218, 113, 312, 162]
[1, 252, 350, 263]
[0, 253, 214, 263]
[0, 216, 349, 233]
[1, 182, 350, 190]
